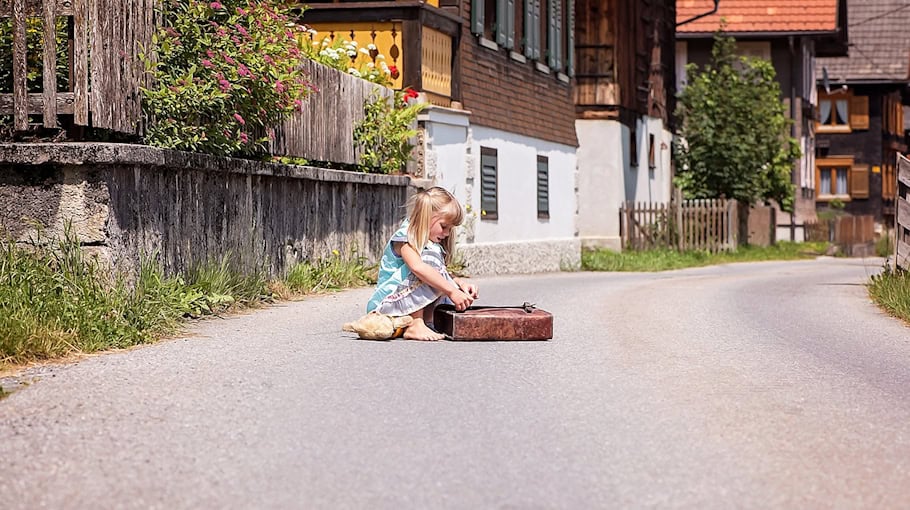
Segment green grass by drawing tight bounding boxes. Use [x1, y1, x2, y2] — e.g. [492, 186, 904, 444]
[868, 267, 910, 325]
[284, 249, 374, 294]
[582, 241, 831, 272]
[0, 230, 372, 367]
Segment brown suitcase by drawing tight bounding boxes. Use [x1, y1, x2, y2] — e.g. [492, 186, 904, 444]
[433, 303, 553, 341]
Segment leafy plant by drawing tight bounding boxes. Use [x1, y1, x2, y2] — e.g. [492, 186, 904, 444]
[353, 89, 425, 174]
[674, 29, 800, 212]
[868, 265, 910, 324]
[139, 0, 315, 157]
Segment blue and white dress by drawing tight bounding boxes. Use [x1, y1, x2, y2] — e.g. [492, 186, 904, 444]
[367, 221, 457, 316]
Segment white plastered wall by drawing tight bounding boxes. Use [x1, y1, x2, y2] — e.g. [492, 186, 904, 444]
[419, 107, 580, 275]
[576, 115, 674, 251]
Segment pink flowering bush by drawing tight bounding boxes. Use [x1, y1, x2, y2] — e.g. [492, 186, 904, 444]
[140, 0, 314, 157]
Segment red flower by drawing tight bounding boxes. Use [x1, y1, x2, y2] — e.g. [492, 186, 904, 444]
[389, 65, 400, 79]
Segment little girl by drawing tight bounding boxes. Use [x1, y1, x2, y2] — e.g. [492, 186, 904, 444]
[367, 186, 479, 341]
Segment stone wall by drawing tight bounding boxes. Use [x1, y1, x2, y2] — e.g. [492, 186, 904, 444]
[0, 143, 410, 277]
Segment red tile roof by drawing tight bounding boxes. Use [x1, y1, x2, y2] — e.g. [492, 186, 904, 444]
[677, 0, 840, 34]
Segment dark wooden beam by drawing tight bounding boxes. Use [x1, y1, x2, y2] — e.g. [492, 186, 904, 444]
[300, 2, 462, 37]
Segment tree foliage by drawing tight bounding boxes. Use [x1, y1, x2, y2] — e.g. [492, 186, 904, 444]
[674, 31, 800, 212]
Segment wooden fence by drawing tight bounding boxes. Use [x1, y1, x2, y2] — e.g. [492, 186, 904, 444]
[273, 58, 393, 166]
[896, 154, 910, 269]
[0, 0, 154, 133]
[620, 196, 739, 252]
[0, 1, 389, 165]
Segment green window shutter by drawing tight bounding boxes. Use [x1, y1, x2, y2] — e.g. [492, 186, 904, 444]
[537, 156, 549, 218]
[532, 0, 541, 60]
[548, 0, 557, 68]
[480, 148, 499, 220]
[496, 0, 507, 46]
[506, 0, 515, 49]
[524, 1, 534, 58]
[471, 0, 484, 35]
[554, 0, 562, 71]
[567, 0, 575, 76]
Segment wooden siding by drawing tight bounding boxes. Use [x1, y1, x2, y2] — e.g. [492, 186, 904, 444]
[574, 0, 675, 125]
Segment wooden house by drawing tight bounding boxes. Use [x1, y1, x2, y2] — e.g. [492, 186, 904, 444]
[676, 0, 849, 240]
[574, 0, 678, 250]
[814, 0, 910, 227]
[300, 0, 581, 274]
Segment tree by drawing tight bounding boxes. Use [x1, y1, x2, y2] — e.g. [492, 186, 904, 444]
[674, 31, 800, 212]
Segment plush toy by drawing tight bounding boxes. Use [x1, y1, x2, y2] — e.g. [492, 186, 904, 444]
[342, 311, 413, 340]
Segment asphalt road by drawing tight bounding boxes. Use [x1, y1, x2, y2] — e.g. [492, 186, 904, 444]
[2, 256, 909, 509]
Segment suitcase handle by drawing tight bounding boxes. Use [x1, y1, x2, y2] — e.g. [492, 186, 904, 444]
[446, 302, 537, 313]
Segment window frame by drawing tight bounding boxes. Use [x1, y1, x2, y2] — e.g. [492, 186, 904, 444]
[537, 155, 549, 219]
[817, 90, 852, 133]
[480, 147, 499, 220]
[815, 156, 854, 201]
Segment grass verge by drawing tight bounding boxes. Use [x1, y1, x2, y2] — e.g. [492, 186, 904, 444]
[582, 241, 832, 272]
[868, 266, 910, 325]
[1, 232, 373, 370]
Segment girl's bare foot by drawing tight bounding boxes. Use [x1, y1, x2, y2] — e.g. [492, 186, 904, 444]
[403, 318, 445, 341]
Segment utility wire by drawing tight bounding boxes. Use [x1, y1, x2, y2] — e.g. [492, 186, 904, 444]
[849, 4, 910, 28]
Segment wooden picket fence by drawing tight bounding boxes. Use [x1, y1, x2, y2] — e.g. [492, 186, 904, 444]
[620, 195, 739, 252]
[896, 154, 910, 269]
[0, 0, 155, 133]
[0, 0, 390, 165]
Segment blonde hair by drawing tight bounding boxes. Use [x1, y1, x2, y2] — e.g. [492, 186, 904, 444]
[406, 186, 464, 264]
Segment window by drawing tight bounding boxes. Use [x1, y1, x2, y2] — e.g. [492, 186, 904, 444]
[817, 90, 869, 133]
[480, 147, 499, 220]
[472, 0, 572, 74]
[537, 155, 549, 218]
[816, 157, 869, 200]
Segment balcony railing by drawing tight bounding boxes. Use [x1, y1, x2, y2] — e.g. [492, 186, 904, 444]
[300, 1, 460, 106]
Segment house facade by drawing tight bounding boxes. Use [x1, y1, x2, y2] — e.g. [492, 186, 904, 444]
[814, 0, 910, 227]
[676, 0, 848, 241]
[575, 0, 678, 251]
[301, 0, 580, 275]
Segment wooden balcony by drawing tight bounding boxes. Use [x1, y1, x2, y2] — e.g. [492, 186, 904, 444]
[300, 1, 460, 106]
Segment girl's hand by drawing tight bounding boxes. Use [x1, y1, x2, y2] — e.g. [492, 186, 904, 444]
[447, 288, 474, 311]
[454, 278, 479, 299]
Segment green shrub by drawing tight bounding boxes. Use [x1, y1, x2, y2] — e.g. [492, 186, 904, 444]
[353, 89, 425, 173]
[140, 0, 314, 157]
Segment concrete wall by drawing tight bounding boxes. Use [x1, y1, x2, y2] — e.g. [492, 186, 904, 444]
[419, 107, 581, 275]
[0, 143, 409, 278]
[576, 116, 674, 251]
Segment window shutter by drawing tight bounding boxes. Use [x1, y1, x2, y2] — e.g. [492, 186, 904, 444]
[537, 156, 549, 218]
[480, 148, 499, 219]
[553, 0, 562, 70]
[851, 164, 870, 198]
[567, 0, 575, 76]
[496, 0, 507, 46]
[523, 1, 534, 57]
[531, 0, 541, 60]
[850, 95, 869, 130]
[547, 0, 557, 68]
[506, 0, 515, 49]
[471, 0, 484, 35]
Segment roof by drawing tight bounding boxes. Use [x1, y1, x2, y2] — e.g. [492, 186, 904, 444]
[816, 0, 910, 83]
[677, 0, 841, 34]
